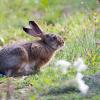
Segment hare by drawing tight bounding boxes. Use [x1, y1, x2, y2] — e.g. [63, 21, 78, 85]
[0, 21, 64, 76]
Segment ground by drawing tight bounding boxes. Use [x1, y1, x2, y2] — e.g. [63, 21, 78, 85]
[0, 0, 100, 100]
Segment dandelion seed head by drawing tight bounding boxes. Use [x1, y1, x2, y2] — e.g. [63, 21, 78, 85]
[76, 73, 89, 95]
[56, 60, 71, 74]
[73, 57, 87, 72]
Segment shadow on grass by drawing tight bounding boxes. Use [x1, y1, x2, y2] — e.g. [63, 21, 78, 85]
[40, 86, 80, 96]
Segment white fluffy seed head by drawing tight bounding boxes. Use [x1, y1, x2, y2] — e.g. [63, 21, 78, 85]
[56, 60, 71, 67]
[76, 73, 89, 95]
[73, 57, 87, 72]
[56, 60, 71, 74]
[74, 57, 84, 66]
[76, 72, 84, 80]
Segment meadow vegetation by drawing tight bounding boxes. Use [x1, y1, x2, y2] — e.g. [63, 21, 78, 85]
[0, 0, 100, 99]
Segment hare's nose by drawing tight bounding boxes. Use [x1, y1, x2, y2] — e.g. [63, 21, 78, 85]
[60, 39, 64, 46]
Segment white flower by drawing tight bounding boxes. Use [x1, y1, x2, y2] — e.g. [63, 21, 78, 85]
[76, 72, 84, 80]
[56, 60, 71, 74]
[76, 73, 89, 95]
[73, 57, 87, 72]
[74, 57, 84, 66]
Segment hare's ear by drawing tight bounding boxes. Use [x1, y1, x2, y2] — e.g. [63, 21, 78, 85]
[29, 21, 43, 35]
[23, 27, 41, 37]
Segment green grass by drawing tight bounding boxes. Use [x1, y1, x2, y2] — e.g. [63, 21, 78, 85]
[0, 0, 100, 99]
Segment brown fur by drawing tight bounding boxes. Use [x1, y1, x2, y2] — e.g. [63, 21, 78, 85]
[0, 21, 64, 76]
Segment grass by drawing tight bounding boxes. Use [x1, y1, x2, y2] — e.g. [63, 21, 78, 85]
[0, 0, 100, 99]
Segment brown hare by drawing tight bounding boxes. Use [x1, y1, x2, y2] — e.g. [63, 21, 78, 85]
[0, 21, 64, 76]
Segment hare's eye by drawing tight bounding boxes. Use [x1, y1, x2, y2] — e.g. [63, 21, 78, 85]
[52, 36, 56, 40]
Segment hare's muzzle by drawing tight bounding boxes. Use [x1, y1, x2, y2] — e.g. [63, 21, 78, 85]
[58, 37, 64, 47]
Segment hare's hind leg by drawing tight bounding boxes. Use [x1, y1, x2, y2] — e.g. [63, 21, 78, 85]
[1, 46, 29, 76]
[12, 46, 31, 76]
